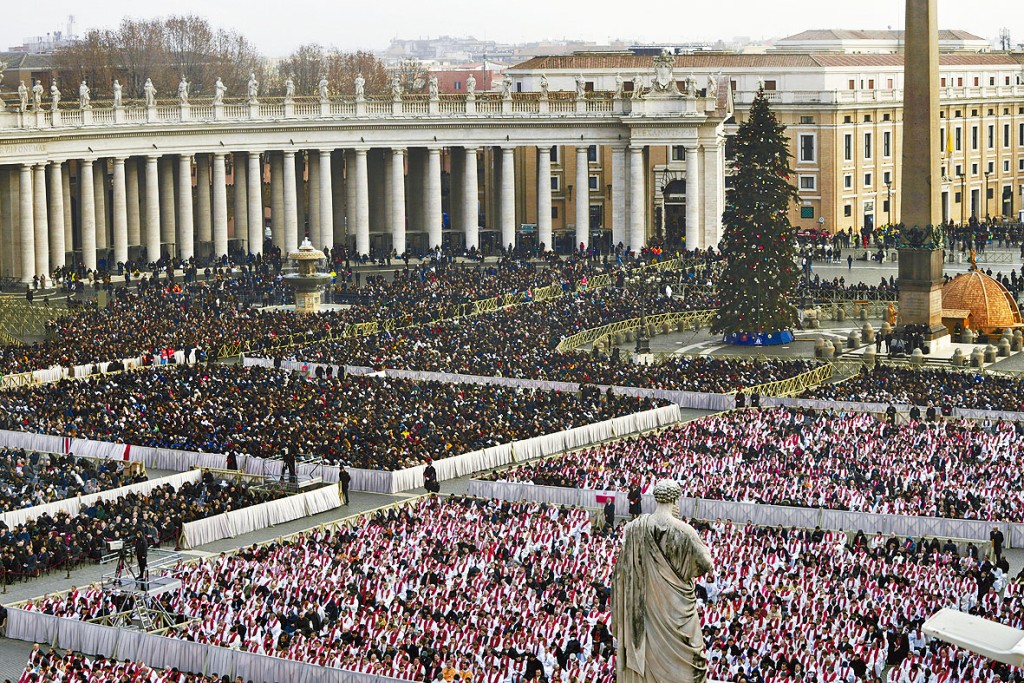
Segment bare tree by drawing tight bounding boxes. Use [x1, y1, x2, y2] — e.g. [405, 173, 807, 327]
[392, 58, 428, 94]
[51, 15, 267, 101]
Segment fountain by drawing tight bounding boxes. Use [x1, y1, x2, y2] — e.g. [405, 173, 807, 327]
[284, 238, 332, 313]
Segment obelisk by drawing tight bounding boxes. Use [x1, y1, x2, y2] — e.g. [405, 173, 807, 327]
[897, 0, 948, 347]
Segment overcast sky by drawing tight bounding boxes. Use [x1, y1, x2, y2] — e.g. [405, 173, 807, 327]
[3, 0, 1022, 56]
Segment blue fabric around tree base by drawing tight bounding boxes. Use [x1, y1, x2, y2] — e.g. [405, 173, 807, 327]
[722, 330, 795, 346]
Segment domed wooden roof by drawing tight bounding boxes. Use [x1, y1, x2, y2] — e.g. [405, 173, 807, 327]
[942, 271, 1023, 331]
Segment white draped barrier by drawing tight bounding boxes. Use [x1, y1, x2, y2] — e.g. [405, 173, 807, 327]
[179, 486, 342, 549]
[0, 470, 203, 531]
[467, 480, 1016, 545]
[343, 404, 683, 494]
[5, 607, 410, 683]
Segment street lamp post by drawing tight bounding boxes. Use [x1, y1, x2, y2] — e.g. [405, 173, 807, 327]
[984, 171, 991, 220]
[885, 179, 893, 227]
[959, 172, 967, 225]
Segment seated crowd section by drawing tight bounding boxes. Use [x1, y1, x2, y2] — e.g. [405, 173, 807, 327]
[20, 496, 1024, 683]
[487, 408, 1024, 521]
[264, 289, 818, 393]
[1, 470, 286, 583]
[803, 366, 1024, 413]
[1, 451, 144, 512]
[0, 365, 664, 470]
[0, 255, 679, 376]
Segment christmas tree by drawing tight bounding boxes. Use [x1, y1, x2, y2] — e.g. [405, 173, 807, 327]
[712, 88, 800, 344]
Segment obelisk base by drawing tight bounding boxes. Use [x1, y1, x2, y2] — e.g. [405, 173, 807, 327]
[898, 247, 949, 351]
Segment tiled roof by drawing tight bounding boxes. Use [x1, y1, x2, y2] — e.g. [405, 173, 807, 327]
[511, 52, 1022, 71]
[779, 29, 986, 42]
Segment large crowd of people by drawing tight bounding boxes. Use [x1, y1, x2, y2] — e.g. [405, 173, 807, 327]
[487, 408, 1024, 522]
[0, 451, 144, 514]
[2, 255, 682, 376]
[803, 366, 1024, 413]
[18, 647, 229, 683]
[265, 289, 817, 393]
[1, 470, 285, 583]
[20, 496, 1024, 683]
[0, 365, 663, 470]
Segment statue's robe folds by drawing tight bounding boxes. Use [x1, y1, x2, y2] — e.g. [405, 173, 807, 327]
[613, 514, 713, 683]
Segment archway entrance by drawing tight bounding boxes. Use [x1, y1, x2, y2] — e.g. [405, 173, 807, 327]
[663, 179, 686, 248]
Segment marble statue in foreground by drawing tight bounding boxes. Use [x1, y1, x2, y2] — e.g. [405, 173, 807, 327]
[613, 479, 713, 683]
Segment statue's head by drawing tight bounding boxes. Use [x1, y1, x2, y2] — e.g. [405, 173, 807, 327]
[652, 479, 682, 504]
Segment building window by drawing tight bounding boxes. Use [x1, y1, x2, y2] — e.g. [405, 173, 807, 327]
[987, 161, 994, 174]
[843, 134, 853, 162]
[549, 146, 559, 163]
[867, 79, 875, 89]
[883, 199, 890, 213]
[883, 131, 891, 158]
[551, 206, 559, 219]
[864, 114, 872, 123]
[883, 113, 891, 121]
[1019, 122, 1023, 145]
[955, 164, 963, 177]
[671, 145, 685, 161]
[844, 115, 852, 123]
[971, 126, 979, 151]
[588, 175, 599, 190]
[844, 204, 853, 217]
[955, 127, 962, 151]
[798, 134, 815, 163]
[844, 174, 853, 189]
[971, 163, 978, 176]
[974, 77, 980, 87]
[883, 170, 892, 185]
[800, 206, 815, 219]
[763, 80, 777, 91]
[988, 125, 995, 149]
[550, 175, 560, 191]
[864, 133, 872, 160]
[799, 175, 816, 191]
[886, 78, 894, 89]
[955, 192, 962, 204]
[799, 116, 814, 124]
[454, 81, 462, 91]
[957, 78, 963, 87]
[848, 80, 856, 90]
[864, 172, 873, 187]
[587, 145, 597, 162]
[941, 78, 946, 87]
[1020, 159, 1024, 172]
[1004, 160, 1011, 173]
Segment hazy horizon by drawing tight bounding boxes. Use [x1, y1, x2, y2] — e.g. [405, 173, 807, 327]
[2, 0, 1022, 57]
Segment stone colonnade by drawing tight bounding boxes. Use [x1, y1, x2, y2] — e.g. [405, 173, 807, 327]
[0, 141, 720, 282]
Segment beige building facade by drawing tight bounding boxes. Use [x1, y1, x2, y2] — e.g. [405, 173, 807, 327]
[507, 48, 1024, 240]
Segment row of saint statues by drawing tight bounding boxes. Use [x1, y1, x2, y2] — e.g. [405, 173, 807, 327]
[7, 65, 716, 114]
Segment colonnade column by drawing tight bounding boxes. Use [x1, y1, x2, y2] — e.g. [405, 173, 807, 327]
[463, 147, 479, 251]
[125, 159, 141, 249]
[247, 152, 264, 255]
[702, 142, 723, 249]
[390, 148, 406, 257]
[537, 146, 552, 252]
[426, 147, 442, 250]
[177, 155, 194, 261]
[111, 157, 129, 266]
[344, 151, 357, 251]
[307, 151, 321, 247]
[500, 147, 516, 251]
[159, 156, 176, 249]
[353, 147, 370, 256]
[611, 144, 627, 249]
[47, 161, 66, 270]
[212, 152, 229, 259]
[318, 150, 334, 251]
[233, 152, 248, 255]
[270, 152, 284, 251]
[32, 164, 48, 279]
[685, 143, 701, 251]
[196, 154, 212, 250]
[19, 165, 35, 282]
[93, 161, 108, 253]
[60, 163, 73, 257]
[80, 160, 97, 272]
[628, 145, 645, 251]
[144, 155, 161, 263]
[575, 145, 590, 251]
[282, 150, 299, 255]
